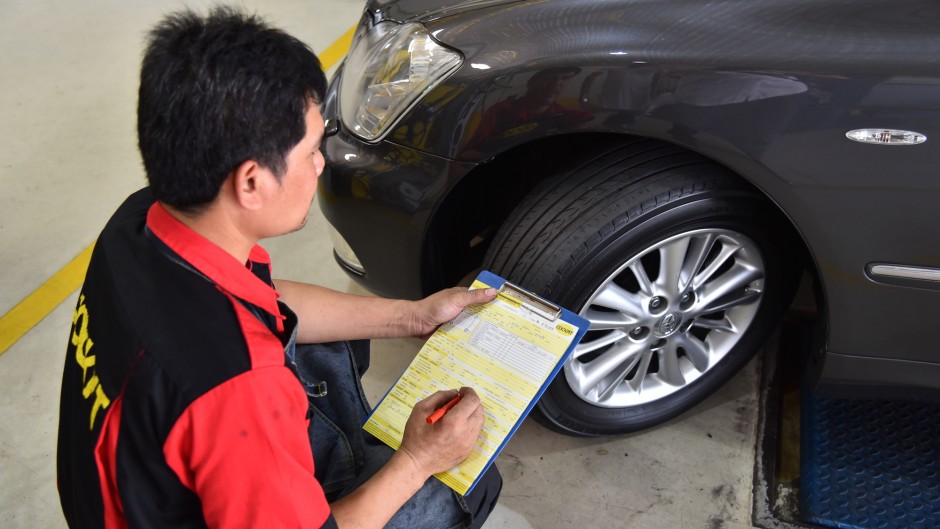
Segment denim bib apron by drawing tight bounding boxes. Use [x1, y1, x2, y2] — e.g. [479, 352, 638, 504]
[284, 331, 371, 496]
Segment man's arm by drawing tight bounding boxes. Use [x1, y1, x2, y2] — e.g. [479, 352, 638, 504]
[329, 388, 485, 529]
[273, 280, 497, 343]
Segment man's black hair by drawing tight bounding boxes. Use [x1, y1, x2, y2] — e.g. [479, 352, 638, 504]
[137, 6, 327, 211]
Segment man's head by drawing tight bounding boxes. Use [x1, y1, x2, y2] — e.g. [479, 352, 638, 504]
[137, 6, 327, 213]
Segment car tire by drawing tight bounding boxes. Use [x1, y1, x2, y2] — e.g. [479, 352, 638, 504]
[484, 139, 801, 436]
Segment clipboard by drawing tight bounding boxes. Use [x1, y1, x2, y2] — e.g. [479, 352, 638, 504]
[362, 270, 590, 495]
[497, 279, 561, 321]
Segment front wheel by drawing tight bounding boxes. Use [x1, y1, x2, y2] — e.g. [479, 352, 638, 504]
[485, 140, 801, 436]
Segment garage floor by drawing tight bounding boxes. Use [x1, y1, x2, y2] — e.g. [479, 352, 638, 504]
[0, 1, 772, 527]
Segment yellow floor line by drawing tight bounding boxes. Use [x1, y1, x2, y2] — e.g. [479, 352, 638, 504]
[0, 244, 95, 354]
[319, 25, 355, 72]
[0, 25, 355, 357]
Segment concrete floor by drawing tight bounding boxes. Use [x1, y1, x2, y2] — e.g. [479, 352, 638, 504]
[0, 1, 766, 527]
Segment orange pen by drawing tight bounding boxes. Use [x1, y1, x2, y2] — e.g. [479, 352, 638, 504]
[426, 394, 462, 424]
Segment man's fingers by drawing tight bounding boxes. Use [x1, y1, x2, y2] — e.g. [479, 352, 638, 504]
[415, 389, 461, 414]
[441, 387, 482, 421]
[414, 387, 482, 422]
[464, 287, 498, 306]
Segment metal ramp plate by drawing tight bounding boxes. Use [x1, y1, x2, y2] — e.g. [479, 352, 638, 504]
[800, 393, 940, 528]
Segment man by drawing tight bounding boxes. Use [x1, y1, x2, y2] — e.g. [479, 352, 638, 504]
[57, 7, 501, 528]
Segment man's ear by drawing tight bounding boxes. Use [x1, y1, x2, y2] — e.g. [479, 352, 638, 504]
[229, 159, 267, 210]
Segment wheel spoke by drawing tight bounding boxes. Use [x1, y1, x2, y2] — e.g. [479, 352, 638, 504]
[658, 342, 685, 386]
[591, 281, 644, 320]
[679, 233, 718, 292]
[690, 315, 736, 332]
[572, 330, 627, 360]
[699, 288, 761, 314]
[697, 264, 762, 312]
[692, 241, 741, 290]
[596, 348, 646, 401]
[674, 333, 710, 372]
[628, 260, 655, 296]
[657, 237, 691, 293]
[573, 341, 644, 398]
[627, 349, 654, 392]
[583, 308, 640, 329]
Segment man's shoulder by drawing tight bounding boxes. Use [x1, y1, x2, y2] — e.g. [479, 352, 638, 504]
[103, 187, 155, 232]
[84, 188, 257, 393]
[92, 187, 156, 271]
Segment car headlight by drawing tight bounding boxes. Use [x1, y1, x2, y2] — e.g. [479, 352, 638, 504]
[339, 22, 462, 142]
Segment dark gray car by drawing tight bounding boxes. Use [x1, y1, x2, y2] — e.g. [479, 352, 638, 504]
[319, 0, 940, 436]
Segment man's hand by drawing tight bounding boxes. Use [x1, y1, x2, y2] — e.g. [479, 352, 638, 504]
[397, 388, 485, 476]
[329, 388, 485, 527]
[273, 281, 498, 343]
[408, 287, 498, 338]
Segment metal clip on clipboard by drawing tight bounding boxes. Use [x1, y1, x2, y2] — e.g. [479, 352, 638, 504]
[498, 281, 561, 322]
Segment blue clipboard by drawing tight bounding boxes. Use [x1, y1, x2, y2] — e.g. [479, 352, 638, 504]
[362, 270, 591, 495]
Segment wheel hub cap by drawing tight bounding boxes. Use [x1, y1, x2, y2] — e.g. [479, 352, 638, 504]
[655, 313, 682, 337]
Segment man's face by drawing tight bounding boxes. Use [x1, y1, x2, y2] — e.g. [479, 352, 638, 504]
[266, 103, 326, 236]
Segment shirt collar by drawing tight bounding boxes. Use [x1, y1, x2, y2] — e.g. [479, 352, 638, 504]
[146, 201, 285, 333]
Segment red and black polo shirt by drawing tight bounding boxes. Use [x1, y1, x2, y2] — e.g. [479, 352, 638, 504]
[57, 188, 336, 528]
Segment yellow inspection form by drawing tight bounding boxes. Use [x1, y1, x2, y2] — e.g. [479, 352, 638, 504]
[363, 270, 590, 495]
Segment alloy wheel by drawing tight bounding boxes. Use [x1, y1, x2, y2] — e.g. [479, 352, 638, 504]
[566, 228, 765, 407]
